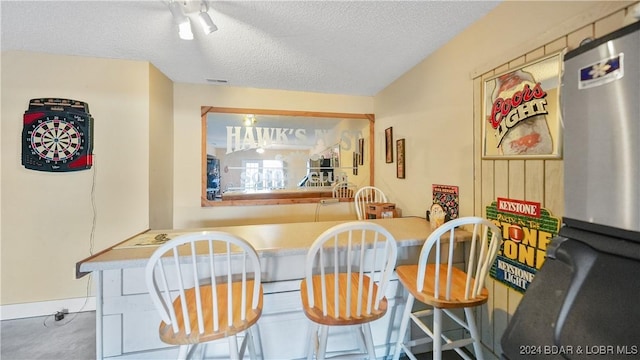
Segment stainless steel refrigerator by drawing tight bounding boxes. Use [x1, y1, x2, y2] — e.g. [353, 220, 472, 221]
[501, 21, 640, 359]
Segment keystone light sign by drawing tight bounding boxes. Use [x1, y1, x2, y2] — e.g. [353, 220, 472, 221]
[482, 51, 564, 159]
[486, 198, 560, 293]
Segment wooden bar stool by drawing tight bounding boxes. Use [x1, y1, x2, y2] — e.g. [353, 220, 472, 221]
[392, 217, 503, 360]
[332, 181, 357, 199]
[354, 186, 388, 220]
[145, 231, 264, 360]
[300, 221, 398, 359]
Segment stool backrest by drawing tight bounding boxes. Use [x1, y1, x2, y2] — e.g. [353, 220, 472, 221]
[354, 186, 388, 220]
[332, 181, 357, 199]
[303, 221, 398, 319]
[417, 217, 503, 301]
[145, 231, 262, 335]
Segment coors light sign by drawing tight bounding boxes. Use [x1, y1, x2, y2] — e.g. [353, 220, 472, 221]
[489, 70, 553, 155]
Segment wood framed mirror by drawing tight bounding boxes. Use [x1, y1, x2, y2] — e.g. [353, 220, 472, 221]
[201, 107, 374, 206]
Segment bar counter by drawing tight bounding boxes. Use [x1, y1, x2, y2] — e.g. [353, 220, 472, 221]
[77, 217, 471, 359]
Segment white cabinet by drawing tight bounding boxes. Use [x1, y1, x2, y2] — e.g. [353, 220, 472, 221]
[100, 268, 407, 359]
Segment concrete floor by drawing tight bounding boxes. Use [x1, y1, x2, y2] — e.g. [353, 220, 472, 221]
[1, 311, 465, 359]
[1, 311, 96, 360]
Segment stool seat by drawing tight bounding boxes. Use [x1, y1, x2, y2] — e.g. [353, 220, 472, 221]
[300, 274, 387, 326]
[396, 264, 488, 309]
[159, 282, 263, 345]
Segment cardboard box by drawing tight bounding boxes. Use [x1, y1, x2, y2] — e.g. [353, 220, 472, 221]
[366, 202, 397, 219]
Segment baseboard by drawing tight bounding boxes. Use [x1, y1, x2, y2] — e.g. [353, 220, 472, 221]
[0, 296, 96, 321]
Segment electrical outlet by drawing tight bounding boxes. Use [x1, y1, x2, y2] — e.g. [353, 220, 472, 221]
[55, 312, 65, 321]
[320, 198, 339, 205]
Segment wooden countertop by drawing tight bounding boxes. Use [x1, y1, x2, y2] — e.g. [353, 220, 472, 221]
[221, 187, 334, 200]
[76, 217, 471, 278]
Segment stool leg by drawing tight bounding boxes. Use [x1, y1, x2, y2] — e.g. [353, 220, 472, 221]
[251, 325, 264, 360]
[392, 294, 415, 360]
[433, 308, 442, 360]
[228, 334, 240, 360]
[246, 329, 257, 360]
[363, 323, 376, 359]
[187, 343, 204, 360]
[465, 307, 484, 360]
[177, 344, 189, 360]
[317, 325, 329, 360]
[355, 324, 367, 353]
[199, 344, 207, 360]
[307, 323, 319, 360]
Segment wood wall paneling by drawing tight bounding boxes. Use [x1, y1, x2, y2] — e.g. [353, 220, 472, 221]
[596, 9, 629, 37]
[472, 3, 638, 358]
[479, 159, 496, 350]
[544, 161, 564, 217]
[506, 54, 534, 322]
[493, 161, 509, 199]
[525, 161, 545, 205]
[545, 38, 567, 54]
[478, 69, 495, 351]
[525, 47, 545, 63]
[508, 161, 525, 200]
[509, 55, 526, 68]
[491, 159, 509, 355]
[567, 24, 595, 50]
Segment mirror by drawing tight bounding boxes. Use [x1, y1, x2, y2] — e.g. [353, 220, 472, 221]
[201, 107, 374, 206]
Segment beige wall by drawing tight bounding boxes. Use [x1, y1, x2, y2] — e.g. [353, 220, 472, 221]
[0, 52, 153, 305]
[0, 52, 371, 307]
[149, 64, 174, 229]
[171, 83, 373, 229]
[375, 1, 637, 358]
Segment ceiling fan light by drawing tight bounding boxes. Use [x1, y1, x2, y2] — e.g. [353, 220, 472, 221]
[178, 19, 194, 40]
[168, 1, 188, 24]
[169, 1, 193, 40]
[243, 114, 256, 126]
[198, 12, 218, 34]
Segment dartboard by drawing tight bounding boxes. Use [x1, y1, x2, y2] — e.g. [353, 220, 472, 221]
[29, 116, 83, 162]
[22, 98, 94, 172]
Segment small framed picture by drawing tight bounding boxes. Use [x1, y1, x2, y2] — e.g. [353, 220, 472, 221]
[385, 127, 393, 163]
[352, 152, 359, 175]
[396, 138, 405, 179]
[358, 138, 365, 165]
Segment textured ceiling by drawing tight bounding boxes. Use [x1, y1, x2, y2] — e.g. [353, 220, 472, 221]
[1, 1, 501, 96]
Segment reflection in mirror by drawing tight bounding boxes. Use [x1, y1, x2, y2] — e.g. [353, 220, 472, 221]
[201, 107, 373, 206]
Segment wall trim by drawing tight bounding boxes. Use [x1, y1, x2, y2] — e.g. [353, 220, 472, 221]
[470, 1, 634, 79]
[0, 296, 96, 321]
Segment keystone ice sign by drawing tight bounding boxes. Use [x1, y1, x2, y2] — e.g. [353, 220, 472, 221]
[487, 198, 560, 293]
[497, 197, 540, 217]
